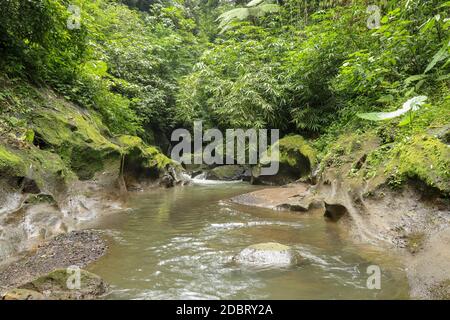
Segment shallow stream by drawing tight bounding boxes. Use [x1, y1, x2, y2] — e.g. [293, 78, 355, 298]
[88, 182, 410, 299]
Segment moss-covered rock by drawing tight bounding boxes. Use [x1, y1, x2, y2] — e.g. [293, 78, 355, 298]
[1, 288, 44, 300]
[32, 104, 121, 181]
[255, 135, 317, 185]
[318, 130, 449, 195]
[118, 135, 173, 171]
[0, 77, 182, 214]
[0, 145, 26, 177]
[207, 165, 246, 181]
[0, 141, 76, 200]
[386, 135, 450, 194]
[19, 269, 107, 300]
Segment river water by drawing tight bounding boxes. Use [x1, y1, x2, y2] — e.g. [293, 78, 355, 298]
[88, 182, 410, 299]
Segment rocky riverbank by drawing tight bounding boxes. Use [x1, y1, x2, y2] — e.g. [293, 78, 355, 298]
[0, 80, 187, 263]
[231, 180, 450, 299]
[0, 230, 108, 298]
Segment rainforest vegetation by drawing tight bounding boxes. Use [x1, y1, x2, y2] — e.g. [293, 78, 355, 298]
[1, 0, 449, 192]
[0, 0, 449, 301]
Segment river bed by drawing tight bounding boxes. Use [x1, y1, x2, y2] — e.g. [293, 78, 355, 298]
[88, 182, 410, 299]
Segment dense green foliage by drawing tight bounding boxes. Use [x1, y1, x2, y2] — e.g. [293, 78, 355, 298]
[1, 0, 202, 139]
[1, 0, 449, 190]
[177, 0, 449, 138]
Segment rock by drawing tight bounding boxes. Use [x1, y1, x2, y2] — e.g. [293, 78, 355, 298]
[254, 135, 317, 185]
[233, 242, 302, 267]
[0, 230, 107, 289]
[231, 183, 317, 213]
[2, 288, 44, 300]
[159, 173, 175, 188]
[429, 123, 450, 144]
[275, 203, 309, 212]
[207, 165, 246, 181]
[430, 279, 450, 300]
[324, 203, 349, 222]
[19, 269, 108, 300]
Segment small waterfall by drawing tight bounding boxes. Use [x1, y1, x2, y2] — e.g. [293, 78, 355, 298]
[189, 172, 242, 185]
[194, 172, 207, 180]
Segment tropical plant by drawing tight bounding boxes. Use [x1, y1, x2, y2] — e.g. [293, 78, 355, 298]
[357, 96, 428, 128]
[216, 0, 280, 33]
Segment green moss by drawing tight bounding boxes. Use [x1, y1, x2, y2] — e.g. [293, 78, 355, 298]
[32, 105, 122, 180]
[117, 134, 174, 171]
[17, 146, 77, 191]
[209, 165, 244, 180]
[386, 135, 450, 193]
[320, 132, 378, 173]
[20, 269, 107, 299]
[117, 135, 143, 150]
[247, 242, 291, 251]
[143, 146, 173, 170]
[277, 135, 317, 168]
[0, 145, 26, 176]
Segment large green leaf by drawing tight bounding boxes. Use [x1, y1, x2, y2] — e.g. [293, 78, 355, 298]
[246, 0, 266, 7]
[357, 96, 427, 121]
[216, 1, 279, 33]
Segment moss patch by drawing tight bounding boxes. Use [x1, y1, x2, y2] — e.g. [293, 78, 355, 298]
[386, 135, 450, 194]
[256, 135, 318, 184]
[32, 104, 122, 180]
[143, 146, 173, 170]
[277, 135, 317, 168]
[0, 145, 26, 176]
[319, 130, 449, 195]
[117, 135, 173, 171]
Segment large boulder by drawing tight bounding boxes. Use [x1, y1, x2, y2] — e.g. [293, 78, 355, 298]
[207, 165, 246, 181]
[16, 269, 108, 300]
[233, 242, 302, 267]
[254, 135, 317, 185]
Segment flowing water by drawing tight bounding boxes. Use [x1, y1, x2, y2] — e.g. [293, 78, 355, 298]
[88, 182, 410, 299]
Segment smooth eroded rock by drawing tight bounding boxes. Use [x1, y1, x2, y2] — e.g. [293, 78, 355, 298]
[233, 242, 302, 267]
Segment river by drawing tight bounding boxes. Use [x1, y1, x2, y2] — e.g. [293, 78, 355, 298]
[88, 182, 410, 299]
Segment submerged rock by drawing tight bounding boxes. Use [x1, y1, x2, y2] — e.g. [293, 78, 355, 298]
[233, 242, 302, 267]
